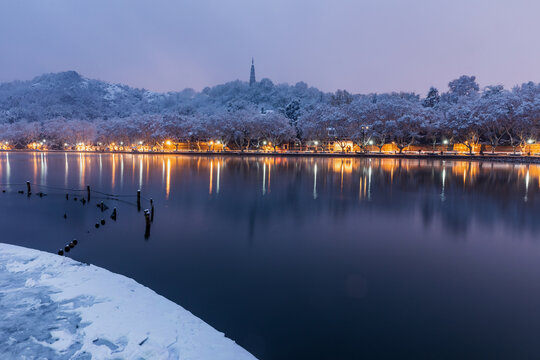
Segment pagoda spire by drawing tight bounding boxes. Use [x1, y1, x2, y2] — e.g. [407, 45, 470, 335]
[249, 57, 256, 86]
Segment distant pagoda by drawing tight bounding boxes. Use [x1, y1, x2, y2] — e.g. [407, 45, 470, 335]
[249, 57, 256, 86]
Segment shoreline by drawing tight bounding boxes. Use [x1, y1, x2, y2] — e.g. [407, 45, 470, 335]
[0, 242, 256, 360]
[3, 149, 540, 165]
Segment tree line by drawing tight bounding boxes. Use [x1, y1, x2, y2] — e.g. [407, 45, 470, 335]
[1, 73, 539, 153]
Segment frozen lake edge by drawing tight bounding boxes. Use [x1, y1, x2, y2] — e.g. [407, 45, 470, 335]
[0, 243, 256, 360]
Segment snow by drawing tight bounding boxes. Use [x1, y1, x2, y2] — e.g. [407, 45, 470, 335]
[104, 84, 124, 100]
[0, 243, 257, 360]
[4, 71, 540, 151]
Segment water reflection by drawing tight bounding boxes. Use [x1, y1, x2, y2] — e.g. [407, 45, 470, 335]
[79, 153, 85, 188]
[441, 165, 446, 202]
[313, 163, 318, 199]
[216, 160, 220, 195]
[166, 158, 171, 199]
[2, 152, 540, 237]
[120, 154, 124, 190]
[139, 157, 143, 189]
[64, 153, 68, 187]
[209, 160, 213, 195]
[5, 152, 10, 186]
[262, 162, 266, 195]
[40, 152, 47, 185]
[2, 155, 540, 192]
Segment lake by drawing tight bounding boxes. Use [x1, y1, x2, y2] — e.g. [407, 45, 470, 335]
[1, 152, 540, 359]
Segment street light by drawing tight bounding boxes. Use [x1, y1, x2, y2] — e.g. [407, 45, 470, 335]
[360, 125, 370, 152]
[527, 139, 535, 144]
[443, 139, 449, 145]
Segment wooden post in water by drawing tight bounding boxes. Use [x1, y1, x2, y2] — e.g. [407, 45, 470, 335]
[144, 209, 151, 238]
[111, 207, 117, 221]
[144, 209, 151, 226]
[87, 185, 91, 202]
[150, 198, 154, 222]
[26, 181, 31, 194]
[137, 190, 141, 211]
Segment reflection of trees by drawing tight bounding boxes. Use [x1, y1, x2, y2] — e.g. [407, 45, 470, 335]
[154, 156, 540, 238]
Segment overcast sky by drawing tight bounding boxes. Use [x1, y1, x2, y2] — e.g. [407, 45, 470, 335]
[1, 0, 540, 95]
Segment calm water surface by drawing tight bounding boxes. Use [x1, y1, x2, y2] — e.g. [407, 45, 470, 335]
[2, 152, 540, 359]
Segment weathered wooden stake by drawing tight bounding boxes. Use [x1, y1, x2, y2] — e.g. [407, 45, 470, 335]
[111, 207, 117, 221]
[137, 190, 141, 211]
[144, 209, 151, 238]
[87, 185, 91, 201]
[26, 181, 31, 194]
[150, 198, 154, 222]
[144, 209, 151, 226]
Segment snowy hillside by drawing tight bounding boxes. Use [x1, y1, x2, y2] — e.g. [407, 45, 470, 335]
[0, 71, 325, 123]
[0, 243, 256, 360]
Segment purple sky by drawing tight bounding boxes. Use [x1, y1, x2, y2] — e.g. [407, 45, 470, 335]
[1, 0, 540, 95]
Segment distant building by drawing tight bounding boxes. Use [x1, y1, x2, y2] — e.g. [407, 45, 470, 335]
[249, 58, 256, 86]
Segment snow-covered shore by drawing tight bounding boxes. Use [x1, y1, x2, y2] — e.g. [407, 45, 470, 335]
[0, 243, 256, 360]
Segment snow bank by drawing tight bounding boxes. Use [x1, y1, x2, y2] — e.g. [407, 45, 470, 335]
[0, 243, 256, 360]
